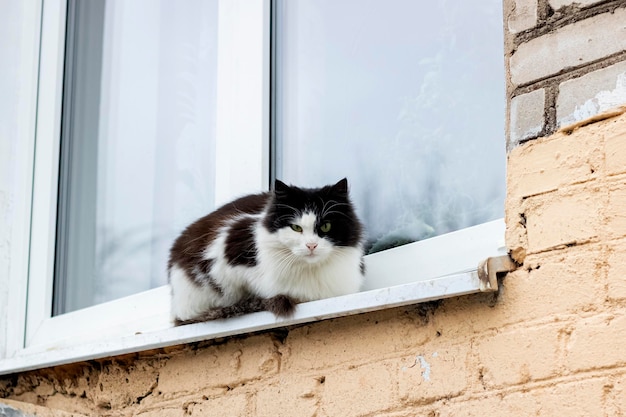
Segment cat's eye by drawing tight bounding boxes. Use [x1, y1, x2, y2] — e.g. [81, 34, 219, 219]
[320, 221, 331, 233]
[290, 224, 303, 233]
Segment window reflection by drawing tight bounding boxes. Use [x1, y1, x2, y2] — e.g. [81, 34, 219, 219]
[274, 0, 505, 253]
[55, 0, 218, 314]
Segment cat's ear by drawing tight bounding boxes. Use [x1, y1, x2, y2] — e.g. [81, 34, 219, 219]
[332, 178, 349, 195]
[274, 179, 290, 197]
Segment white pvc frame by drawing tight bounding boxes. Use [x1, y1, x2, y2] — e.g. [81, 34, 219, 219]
[0, 0, 505, 375]
[2, 0, 44, 361]
[24, 0, 271, 348]
[24, 0, 67, 349]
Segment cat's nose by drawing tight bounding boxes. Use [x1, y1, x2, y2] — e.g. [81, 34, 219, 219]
[306, 242, 318, 251]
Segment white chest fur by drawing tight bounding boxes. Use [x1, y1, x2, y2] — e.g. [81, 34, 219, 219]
[170, 210, 364, 322]
[252, 215, 363, 300]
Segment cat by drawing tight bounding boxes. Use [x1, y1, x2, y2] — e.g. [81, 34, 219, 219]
[168, 178, 365, 326]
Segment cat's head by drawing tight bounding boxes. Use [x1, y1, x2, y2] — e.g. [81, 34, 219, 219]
[263, 178, 363, 264]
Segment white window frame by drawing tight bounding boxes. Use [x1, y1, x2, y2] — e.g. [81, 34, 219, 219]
[25, 0, 271, 349]
[0, 0, 505, 375]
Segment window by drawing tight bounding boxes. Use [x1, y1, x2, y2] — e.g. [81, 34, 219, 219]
[0, 0, 505, 373]
[24, 0, 269, 349]
[274, 0, 505, 254]
[54, 0, 220, 315]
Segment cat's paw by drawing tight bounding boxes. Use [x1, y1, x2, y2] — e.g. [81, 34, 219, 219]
[265, 294, 297, 317]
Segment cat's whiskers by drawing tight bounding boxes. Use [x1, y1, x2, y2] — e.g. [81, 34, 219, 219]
[273, 249, 300, 277]
[321, 210, 351, 219]
[321, 201, 351, 220]
[321, 199, 348, 214]
[274, 214, 298, 225]
[273, 204, 302, 217]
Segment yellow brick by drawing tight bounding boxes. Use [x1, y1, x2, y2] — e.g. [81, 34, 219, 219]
[606, 130, 626, 176]
[397, 344, 468, 404]
[507, 130, 601, 199]
[440, 377, 607, 417]
[254, 376, 320, 417]
[283, 309, 430, 371]
[135, 406, 185, 417]
[501, 377, 608, 417]
[512, 247, 604, 317]
[565, 311, 626, 372]
[158, 335, 279, 396]
[524, 185, 602, 252]
[319, 361, 396, 417]
[438, 245, 605, 337]
[605, 181, 626, 239]
[607, 239, 626, 301]
[436, 395, 501, 417]
[609, 373, 626, 415]
[188, 393, 248, 417]
[92, 361, 159, 410]
[476, 323, 562, 388]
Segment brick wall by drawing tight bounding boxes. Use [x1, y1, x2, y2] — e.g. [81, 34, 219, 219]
[507, 0, 626, 147]
[3, 1, 626, 416]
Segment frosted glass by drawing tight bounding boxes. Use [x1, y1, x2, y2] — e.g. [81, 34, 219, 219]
[55, 0, 218, 314]
[274, 0, 506, 253]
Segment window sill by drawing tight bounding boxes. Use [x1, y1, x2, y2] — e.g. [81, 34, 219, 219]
[2, 220, 506, 375]
[0, 267, 501, 375]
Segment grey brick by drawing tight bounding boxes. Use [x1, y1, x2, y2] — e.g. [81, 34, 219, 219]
[557, 60, 626, 127]
[549, 0, 606, 9]
[510, 8, 626, 86]
[508, 0, 538, 34]
[510, 89, 546, 145]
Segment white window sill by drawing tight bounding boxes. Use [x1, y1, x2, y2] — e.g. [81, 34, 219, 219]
[0, 269, 495, 375]
[0, 219, 506, 376]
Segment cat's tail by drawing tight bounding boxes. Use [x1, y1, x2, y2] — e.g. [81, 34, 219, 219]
[174, 294, 298, 326]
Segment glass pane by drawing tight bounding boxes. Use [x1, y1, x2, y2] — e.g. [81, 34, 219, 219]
[54, 0, 218, 314]
[274, 0, 505, 254]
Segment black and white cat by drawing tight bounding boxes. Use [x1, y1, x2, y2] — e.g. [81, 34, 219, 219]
[168, 178, 365, 325]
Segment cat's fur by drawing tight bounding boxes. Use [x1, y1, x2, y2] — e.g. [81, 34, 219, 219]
[168, 178, 365, 325]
